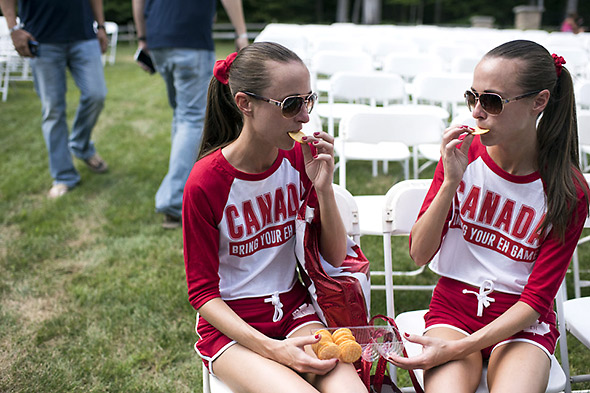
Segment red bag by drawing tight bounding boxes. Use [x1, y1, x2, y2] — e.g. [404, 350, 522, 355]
[295, 188, 371, 328]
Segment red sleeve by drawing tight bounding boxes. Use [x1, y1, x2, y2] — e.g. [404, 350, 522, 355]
[519, 172, 589, 317]
[182, 153, 230, 311]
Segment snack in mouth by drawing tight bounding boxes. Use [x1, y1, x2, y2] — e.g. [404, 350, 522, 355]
[471, 126, 490, 135]
[288, 130, 307, 143]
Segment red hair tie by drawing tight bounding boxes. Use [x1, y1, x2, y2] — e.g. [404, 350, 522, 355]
[552, 53, 566, 77]
[213, 52, 237, 85]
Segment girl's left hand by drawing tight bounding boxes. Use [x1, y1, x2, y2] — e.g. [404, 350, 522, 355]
[301, 131, 335, 193]
[386, 333, 460, 370]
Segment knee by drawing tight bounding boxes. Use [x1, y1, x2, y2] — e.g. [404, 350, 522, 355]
[81, 89, 107, 108]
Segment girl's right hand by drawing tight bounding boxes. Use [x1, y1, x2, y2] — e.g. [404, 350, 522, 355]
[269, 334, 339, 375]
[440, 125, 475, 187]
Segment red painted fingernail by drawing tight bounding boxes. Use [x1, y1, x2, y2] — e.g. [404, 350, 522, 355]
[315, 334, 320, 339]
[314, 131, 320, 136]
[404, 332, 410, 338]
[313, 154, 318, 159]
[302, 136, 307, 141]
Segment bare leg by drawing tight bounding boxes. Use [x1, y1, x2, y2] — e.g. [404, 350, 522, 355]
[212, 343, 320, 393]
[290, 322, 368, 393]
[423, 327, 483, 393]
[487, 342, 550, 393]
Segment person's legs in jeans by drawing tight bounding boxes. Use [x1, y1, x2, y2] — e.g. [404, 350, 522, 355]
[67, 39, 107, 161]
[31, 43, 80, 188]
[151, 48, 215, 220]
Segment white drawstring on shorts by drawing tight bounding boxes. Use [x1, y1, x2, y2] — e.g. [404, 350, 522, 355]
[264, 292, 284, 322]
[462, 280, 495, 317]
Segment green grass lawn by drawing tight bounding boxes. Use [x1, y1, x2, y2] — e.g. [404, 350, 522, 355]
[1, 41, 589, 392]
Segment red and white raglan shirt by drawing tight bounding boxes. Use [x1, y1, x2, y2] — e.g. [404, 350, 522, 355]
[183, 144, 313, 312]
[418, 137, 588, 320]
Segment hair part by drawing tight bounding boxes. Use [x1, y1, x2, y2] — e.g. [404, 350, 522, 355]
[484, 39, 588, 241]
[198, 42, 304, 159]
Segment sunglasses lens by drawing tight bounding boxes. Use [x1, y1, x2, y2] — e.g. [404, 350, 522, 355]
[281, 97, 304, 118]
[465, 91, 476, 111]
[479, 93, 502, 115]
[306, 93, 316, 114]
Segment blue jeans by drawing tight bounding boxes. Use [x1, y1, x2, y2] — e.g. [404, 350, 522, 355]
[31, 39, 107, 187]
[150, 48, 215, 218]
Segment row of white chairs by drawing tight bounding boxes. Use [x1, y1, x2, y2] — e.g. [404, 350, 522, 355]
[256, 23, 590, 79]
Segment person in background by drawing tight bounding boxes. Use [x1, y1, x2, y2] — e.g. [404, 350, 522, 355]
[0, 0, 109, 199]
[561, 12, 585, 33]
[183, 42, 366, 392]
[132, 0, 248, 229]
[391, 40, 589, 393]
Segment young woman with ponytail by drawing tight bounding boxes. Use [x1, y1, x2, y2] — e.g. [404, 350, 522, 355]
[391, 40, 589, 393]
[182, 42, 366, 393]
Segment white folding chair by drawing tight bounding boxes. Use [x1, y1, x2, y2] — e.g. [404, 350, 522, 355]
[310, 50, 374, 95]
[378, 179, 435, 317]
[381, 52, 444, 83]
[254, 26, 310, 65]
[577, 110, 590, 172]
[556, 279, 590, 393]
[575, 80, 590, 110]
[412, 72, 472, 120]
[450, 54, 480, 74]
[103, 21, 118, 65]
[337, 110, 443, 190]
[333, 183, 362, 245]
[315, 71, 407, 136]
[202, 363, 234, 393]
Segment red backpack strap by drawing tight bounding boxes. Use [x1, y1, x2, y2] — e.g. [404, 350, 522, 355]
[369, 315, 425, 393]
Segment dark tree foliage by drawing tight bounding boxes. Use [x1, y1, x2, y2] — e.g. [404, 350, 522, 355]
[99, 0, 589, 31]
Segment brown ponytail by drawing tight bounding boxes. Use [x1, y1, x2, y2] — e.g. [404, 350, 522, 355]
[485, 40, 588, 241]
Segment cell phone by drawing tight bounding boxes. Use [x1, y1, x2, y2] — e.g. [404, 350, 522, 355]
[28, 40, 39, 56]
[134, 48, 156, 74]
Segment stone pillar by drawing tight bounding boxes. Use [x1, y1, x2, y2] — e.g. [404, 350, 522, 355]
[470, 16, 495, 28]
[513, 5, 544, 30]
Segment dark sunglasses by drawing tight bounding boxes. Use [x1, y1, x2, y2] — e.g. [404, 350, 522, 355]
[464, 89, 541, 115]
[242, 91, 317, 118]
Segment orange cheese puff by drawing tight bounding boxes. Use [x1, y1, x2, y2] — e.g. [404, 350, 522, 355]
[317, 342, 341, 360]
[338, 340, 362, 363]
[334, 334, 355, 346]
[314, 329, 333, 340]
[312, 336, 333, 353]
[311, 329, 334, 354]
[332, 328, 353, 342]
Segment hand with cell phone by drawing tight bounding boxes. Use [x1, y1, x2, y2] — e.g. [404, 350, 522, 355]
[134, 47, 156, 74]
[9, 27, 37, 58]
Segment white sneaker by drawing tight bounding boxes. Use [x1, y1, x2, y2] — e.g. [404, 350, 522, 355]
[48, 183, 69, 199]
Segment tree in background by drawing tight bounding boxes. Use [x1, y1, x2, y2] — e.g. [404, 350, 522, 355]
[99, 0, 588, 30]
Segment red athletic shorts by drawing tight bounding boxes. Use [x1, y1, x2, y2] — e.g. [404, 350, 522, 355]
[424, 277, 558, 359]
[195, 282, 321, 374]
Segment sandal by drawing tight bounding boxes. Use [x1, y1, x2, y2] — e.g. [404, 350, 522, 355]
[84, 153, 108, 173]
[48, 183, 69, 199]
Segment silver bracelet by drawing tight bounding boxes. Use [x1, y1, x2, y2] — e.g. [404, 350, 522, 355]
[235, 32, 248, 39]
[9, 23, 23, 34]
